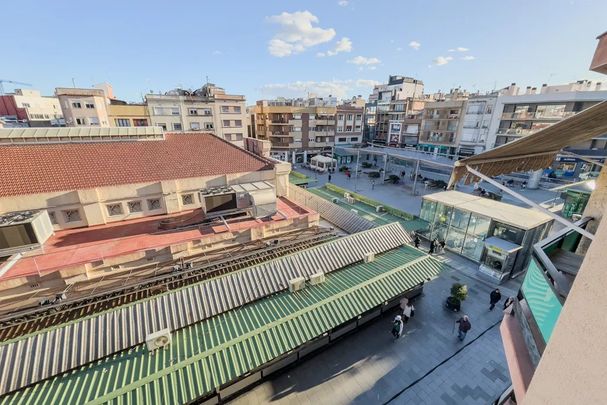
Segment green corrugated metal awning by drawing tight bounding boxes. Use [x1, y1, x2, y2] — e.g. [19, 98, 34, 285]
[1, 246, 443, 405]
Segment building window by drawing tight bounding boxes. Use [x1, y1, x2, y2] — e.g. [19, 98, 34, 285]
[171, 108, 180, 115]
[47, 211, 57, 225]
[76, 118, 86, 125]
[128, 201, 142, 213]
[203, 109, 212, 115]
[234, 120, 242, 127]
[190, 122, 200, 130]
[189, 108, 198, 115]
[338, 137, 347, 142]
[106, 203, 123, 216]
[22, 103, 31, 108]
[347, 114, 353, 120]
[133, 119, 148, 126]
[355, 114, 362, 120]
[223, 120, 231, 127]
[350, 137, 359, 142]
[338, 114, 344, 120]
[234, 106, 241, 113]
[181, 194, 194, 205]
[72, 102, 82, 108]
[115, 118, 131, 127]
[204, 122, 214, 130]
[62, 209, 81, 223]
[337, 126, 344, 132]
[157, 123, 167, 130]
[89, 117, 100, 126]
[221, 106, 229, 113]
[85, 103, 95, 109]
[172, 123, 182, 131]
[147, 198, 161, 210]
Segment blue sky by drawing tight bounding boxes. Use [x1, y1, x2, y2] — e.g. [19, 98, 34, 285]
[2, 0, 606, 103]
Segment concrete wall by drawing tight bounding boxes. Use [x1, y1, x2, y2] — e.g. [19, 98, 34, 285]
[523, 207, 607, 404]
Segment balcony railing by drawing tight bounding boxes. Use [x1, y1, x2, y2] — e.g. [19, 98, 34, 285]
[496, 128, 535, 136]
[501, 111, 576, 120]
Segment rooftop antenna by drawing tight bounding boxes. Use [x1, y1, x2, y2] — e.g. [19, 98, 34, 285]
[71, 78, 76, 88]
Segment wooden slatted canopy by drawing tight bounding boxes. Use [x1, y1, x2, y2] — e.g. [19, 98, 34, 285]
[449, 101, 607, 186]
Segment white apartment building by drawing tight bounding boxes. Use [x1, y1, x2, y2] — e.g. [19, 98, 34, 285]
[335, 105, 364, 146]
[458, 93, 499, 156]
[11, 89, 64, 127]
[146, 84, 247, 148]
[56, 88, 110, 127]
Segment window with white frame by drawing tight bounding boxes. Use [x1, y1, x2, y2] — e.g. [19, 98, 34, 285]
[190, 122, 201, 130]
[115, 118, 130, 127]
[204, 122, 214, 129]
[189, 108, 198, 115]
[234, 120, 242, 127]
[128, 201, 142, 213]
[337, 126, 344, 132]
[355, 114, 362, 120]
[350, 137, 359, 142]
[172, 123, 182, 131]
[203, 109, 212, 115]
[85, 103, 95, 109]
[106, 203, 123, 216]
[221, 106, 229, 113]
[62, 209, 81, 222]
[171, 107, 180, 115]
[347, 114, 353, 120]
[338, 137, 347, 142]
[233, 106, 241, 113]
[72, 102, 82, 108]
[76, 118, 86, 125]
[22, 102, 31, 108]
[157, 123, 167, 130]
[147, 198, 161, 210]
[337, 114, 344, 121]
[181, 194, 194, 205]
[223, 120, 231, 127]
[89, 117, 100, 125]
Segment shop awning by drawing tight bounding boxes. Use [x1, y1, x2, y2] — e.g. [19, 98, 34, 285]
[449, 101, 607, 186]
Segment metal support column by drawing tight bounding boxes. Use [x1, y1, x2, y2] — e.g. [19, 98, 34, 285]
[382, 153, 388, 182]
[354, 148, 360, 191]
[412, 159, 420, 195]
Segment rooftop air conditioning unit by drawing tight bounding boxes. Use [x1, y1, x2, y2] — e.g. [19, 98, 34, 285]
[289, 277, 306, 292]
[350, 208, 358, 214]
[364, 252, 375, 263]
[146, 328, 172, 351]
[309, 272, 326, 285]
[346, 197, 355, 204]
[376, 205, 384, 213]
[332, 197, 339, 203]
[344, 192, 351, 198]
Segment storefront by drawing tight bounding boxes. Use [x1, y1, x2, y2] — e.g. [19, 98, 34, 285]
[419, 191, 553, 281]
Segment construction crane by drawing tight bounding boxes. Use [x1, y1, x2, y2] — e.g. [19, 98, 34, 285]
[0, 80, 32, 95]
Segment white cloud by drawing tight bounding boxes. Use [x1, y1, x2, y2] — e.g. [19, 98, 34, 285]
[433, 56, 453, 66]
[348, 55, 381, 65]
[267, 11, 336, 57]
[461, 55, 476, 61]
[260, 79, 379, 98]
[338, 0, 349, 6]
[448, 47, 469, 52]
[212, 50, 222, 55]
[317, 37, 352, 57]
[409, 41, 421, 50]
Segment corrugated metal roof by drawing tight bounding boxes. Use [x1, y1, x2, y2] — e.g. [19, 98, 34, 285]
[0, 126, 165, 143]
[0, 223, 411, 395]
[1, 246, 443, 405]
[288, 185, 377, 233]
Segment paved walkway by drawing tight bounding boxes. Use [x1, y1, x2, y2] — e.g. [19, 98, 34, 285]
[231, 251, 518, 405]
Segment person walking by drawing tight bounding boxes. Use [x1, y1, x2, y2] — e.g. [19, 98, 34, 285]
[414, 235, 421, 249]
[371, 179, 376, 190]
[456, 315, 471, 341]
[489, 288, 502, 311]
[391, 315, 404, 340]
[346, 170, 351, 180]
[328, 174, 332, 183]
[402, 301, 415, 324]
[429, 239, 436, 255]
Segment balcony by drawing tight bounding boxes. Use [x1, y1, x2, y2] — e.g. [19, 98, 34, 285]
[496, 128, 535, 136]
[501, 111, 576, 120]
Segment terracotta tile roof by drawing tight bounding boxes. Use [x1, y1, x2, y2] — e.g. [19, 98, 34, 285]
[0, 132, 274, 197]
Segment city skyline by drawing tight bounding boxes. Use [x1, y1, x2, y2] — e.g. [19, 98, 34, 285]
[2, 0, 606, 102]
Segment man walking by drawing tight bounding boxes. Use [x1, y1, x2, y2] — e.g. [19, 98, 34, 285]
[456, 315, 471, 342]
[429, 239, 436, 255]
[489, 288, 502, 311]
[328, 173, 332, 183]
[414, 235, 421, 249]
[391, 315, 404, 340]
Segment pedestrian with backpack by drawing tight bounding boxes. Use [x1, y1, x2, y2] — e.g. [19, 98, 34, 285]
[456, 315, 471, 341]
[391, 315, 404, 340]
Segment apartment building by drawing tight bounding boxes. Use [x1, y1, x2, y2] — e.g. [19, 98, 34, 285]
[0, 89, 64, 127]
[368, 75, 425, 145]
[488, 81, 607, 176]
[458, 93, 499, 156]
[146, 83, 247, 148]
[108, 101, 150, 127]
[253, 98, 336, 163]
[56, 87, 110, 127]
[335, 104, 363, 146]
[418, 89, 469, 156]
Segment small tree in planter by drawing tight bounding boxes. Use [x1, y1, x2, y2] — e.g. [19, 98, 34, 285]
[446, 283, 468, 312]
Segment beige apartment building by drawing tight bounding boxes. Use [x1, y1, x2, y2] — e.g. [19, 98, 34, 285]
[56, 87, 110, 127]
[335, 104, 363, 146]
[10, 89, 64, 126]
[146, 83, 247, 148]
[418, 89, 469, 156]
[254, 98, 336, 163]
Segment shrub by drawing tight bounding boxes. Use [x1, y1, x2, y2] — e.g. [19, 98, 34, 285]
[388, 174, 400, 183]
[339, 165, 349, 172]
[361, 161, 372, 168]
[450, 283, 468, 302]
[368, 171, 381, 179]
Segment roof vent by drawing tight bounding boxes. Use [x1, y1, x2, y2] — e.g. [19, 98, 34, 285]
[146, 329, 172, 351]
[364, 252, 375, 263]
[309, 272, 326, 285]
[289, 277, 306, 292]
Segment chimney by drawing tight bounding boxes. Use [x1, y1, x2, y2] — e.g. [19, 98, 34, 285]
[541, 84, 548, 94]
[531, 87, 537, 94]
[596, 82, 603, 91]
[525, 86, 532, 95]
